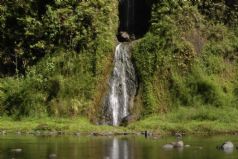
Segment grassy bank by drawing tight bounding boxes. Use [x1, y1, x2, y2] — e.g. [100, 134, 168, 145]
[0, 117, 127, 134]
[1, 106, 238, 135]
[129, 107, 238, 135]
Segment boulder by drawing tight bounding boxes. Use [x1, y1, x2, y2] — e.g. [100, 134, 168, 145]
[163, 143, 174, 149]
[174, 141, 184, 148]
[217, 141, 234, 150]
[117, 31, 132, 42]
[120, 115, 135, 126]
[217, 141, 234, 154]
[163, 141, 184, 149]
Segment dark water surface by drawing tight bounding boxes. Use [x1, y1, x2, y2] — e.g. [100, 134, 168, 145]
[0, 135, 238, 159]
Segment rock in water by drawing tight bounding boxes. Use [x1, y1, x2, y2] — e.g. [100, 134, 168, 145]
[174, 141, 184, 148]
[217, 141, 234, 150]
[49, 154, 57, 158]
[223, 141, 234, 149]
[11, 149, 22, 153]
[163, 141, 184, 149]
[163, 144, 174, 149]
[185, 145, 191, 148]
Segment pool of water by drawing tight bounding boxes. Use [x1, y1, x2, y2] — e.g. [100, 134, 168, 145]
[0, 135, 238, 159]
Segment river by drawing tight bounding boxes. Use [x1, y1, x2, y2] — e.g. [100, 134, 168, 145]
[0, 135, 238, 159]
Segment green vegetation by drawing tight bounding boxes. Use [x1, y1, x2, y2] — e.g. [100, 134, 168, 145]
[0, 0, 118, 75]
[129, 107, 238, 135]
[0, 0, 118, 119]
[1, 0, 238, 135]
[131, 0, 238, 133]
[0, 116, 127, 133]
[133, 0, 238, 113]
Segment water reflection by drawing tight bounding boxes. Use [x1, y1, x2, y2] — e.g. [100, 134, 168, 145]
[0, 135, 238, 159]
[223, 148, 234, 154]
[163, 146, 184, 153]
[106, 138, 129, 159]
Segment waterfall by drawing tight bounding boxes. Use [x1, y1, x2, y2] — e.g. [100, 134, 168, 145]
[102, 0, 138, 126]
[103, 43, 137, 126]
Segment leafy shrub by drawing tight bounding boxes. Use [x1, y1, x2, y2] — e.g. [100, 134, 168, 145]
[133, 0, 238, 116]
[0, 0, 118, 76]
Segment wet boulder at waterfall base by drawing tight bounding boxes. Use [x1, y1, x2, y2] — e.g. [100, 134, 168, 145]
[120, 115, 136, 126]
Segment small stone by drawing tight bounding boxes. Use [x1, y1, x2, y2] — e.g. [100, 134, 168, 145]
[16, 131, 21, 135]
[163, 141, 184, 149]
[163, 144, 174, 149]
[51, 131, 57, 136]
[0, 130, 6, 135]
[120, 32, 130, 41]
[11, 149, 23, 153]
[174, 141, 184, 148]
[49, 153, 57, 158]
[57, 131, 65, 135]
[34, 130, 41, 136]
[74, 132, 80, 136]
[185, 145, 191, 148]
[92, 132, 104, 136]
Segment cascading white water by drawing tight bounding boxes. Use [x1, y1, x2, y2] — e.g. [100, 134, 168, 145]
[110, 44, 128, 126]
[104, 43, 137, 126]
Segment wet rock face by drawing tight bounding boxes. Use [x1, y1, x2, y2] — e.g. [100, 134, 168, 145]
[225, 0, 238, 7]
[118, 0, 135, 35]
[102, 43, 137, 126]
[118, 0, 153, 41]
[117, 32, 135, 42]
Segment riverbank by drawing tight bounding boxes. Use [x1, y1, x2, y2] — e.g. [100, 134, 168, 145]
[129, 107, 238, 135]
[1, 107, 238, 136]
[0, 117, 129, 135]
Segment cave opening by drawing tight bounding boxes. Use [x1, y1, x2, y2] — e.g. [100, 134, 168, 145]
[117, 0, 153, 42]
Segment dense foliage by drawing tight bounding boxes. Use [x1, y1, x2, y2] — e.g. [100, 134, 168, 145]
[1, 0, 238, 125]
[0, 0, 118, 118]
[133, 0, 238, 116]
[0, 0, 117, 76]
